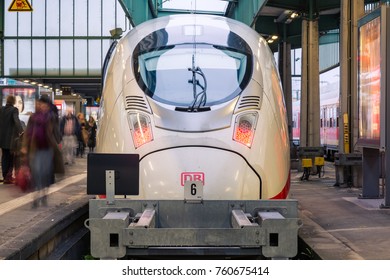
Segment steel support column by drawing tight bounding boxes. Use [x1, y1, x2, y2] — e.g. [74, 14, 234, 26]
[0, 0, 4, 77]
[278, 40, 292, 143]
[337, 0, 364, 186]
[339, 0, 364, 153]
[300, 18, 320, 148]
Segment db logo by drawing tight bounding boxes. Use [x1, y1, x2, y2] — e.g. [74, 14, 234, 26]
[181, 172, 205, 186]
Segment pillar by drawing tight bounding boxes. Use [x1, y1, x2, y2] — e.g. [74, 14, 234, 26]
[278, 41, 292, 143]
[337, 0, 365, 186]
[339, 0, 364, 153]
[300, 18, 320, 148]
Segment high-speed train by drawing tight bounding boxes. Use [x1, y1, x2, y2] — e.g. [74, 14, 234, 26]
[96, 14, 290, 200]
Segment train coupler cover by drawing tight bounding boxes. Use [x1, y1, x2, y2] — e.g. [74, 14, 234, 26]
[85, 199, 301, 259]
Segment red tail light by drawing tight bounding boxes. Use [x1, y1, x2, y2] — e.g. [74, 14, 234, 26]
[233, 113, 258, 147]
[128, 113, 153, 148]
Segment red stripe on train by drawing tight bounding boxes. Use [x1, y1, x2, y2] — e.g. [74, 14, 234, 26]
[270, 172, 291, 199]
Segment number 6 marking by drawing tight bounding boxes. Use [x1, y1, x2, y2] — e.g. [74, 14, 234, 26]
[184, 180, 203, 201]
[191, 183, 197, 195]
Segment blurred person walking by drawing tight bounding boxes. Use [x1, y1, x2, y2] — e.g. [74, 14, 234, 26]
[87, 116, 97, 152]
[49, 102, 62, 184]
[0, 95, 24, 184]
[21, 95, 62, 207]
[76, 113, 88, 157]
[13, 121, 26, 175]
[50, 102, 62, 145]
[60, 109, 80, 165]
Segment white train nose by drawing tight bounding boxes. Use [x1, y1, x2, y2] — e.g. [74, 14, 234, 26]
[138, 147, 261, 200]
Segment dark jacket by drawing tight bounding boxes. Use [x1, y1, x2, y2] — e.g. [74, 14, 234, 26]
[0, 104, 23, 150]
[50, 103, 62, 144]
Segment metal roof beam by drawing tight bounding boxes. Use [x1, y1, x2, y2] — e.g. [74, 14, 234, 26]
[227, 0, 268, 27]
[118, 0, 158, 27]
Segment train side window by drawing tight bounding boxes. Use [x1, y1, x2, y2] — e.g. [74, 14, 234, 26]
[330, 118, 333, 127]
[320, 118, 323, 128]
[337, 117, 339, 127]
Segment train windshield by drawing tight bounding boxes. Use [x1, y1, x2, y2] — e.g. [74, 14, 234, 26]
[133, 28, 252, 108]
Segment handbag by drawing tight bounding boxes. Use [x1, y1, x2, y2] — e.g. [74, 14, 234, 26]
[15, 165, 32, 192]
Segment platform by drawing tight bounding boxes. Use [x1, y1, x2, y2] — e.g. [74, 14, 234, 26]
[0, 158, 389, 260]
[290, 164, 390, 260]
[0, 156, 91, 260]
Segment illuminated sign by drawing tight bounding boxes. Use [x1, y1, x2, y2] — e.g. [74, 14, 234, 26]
[0, 86, 38, 125]
[357, 10, 381, 147]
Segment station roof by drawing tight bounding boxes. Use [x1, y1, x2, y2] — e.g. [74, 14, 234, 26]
[120, 0, 348, 51]
[67, 0, 346, 97]
[9, 0, 383, 100]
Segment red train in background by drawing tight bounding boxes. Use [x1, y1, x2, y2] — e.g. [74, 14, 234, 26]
[292, 82, 340, 160]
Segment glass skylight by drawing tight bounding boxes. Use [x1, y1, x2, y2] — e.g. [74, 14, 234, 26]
[161, 0, 228, 14]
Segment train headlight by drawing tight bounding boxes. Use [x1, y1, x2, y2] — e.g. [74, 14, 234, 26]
[128, 113, 154, 148]
[233, 112, 258, 148]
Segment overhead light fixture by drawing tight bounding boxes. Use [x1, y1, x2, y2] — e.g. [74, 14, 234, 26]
[30, 81, 37, 85]
[264, 34, 278, 44]
[275, 10, 300, 24]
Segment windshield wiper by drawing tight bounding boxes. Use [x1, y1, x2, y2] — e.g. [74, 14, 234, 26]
[188, 65, 207, 112]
